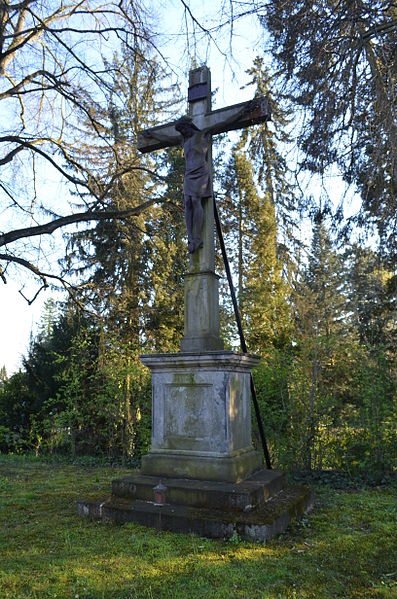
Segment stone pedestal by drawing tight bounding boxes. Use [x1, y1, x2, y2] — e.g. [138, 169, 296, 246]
[78, 348, 314, 542]
[139, 351, 262, 482]
[78, 469, 314, 542]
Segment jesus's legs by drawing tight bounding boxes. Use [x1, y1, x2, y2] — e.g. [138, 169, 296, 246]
[191, 195, 203, 253]
[185, 195, 203, 253]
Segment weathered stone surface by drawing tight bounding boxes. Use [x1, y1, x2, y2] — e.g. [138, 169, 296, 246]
[112, 469, 286, 510]
[78, 483, 314, 542]
[180, 271, 223, 352]
[139, 351, 262, 482]
[141, 448, 262, 483]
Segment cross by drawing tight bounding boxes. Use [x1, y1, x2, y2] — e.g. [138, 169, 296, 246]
[138, 66, 270, 353]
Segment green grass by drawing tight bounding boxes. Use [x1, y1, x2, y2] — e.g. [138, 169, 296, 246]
[0, 455, 396, 598]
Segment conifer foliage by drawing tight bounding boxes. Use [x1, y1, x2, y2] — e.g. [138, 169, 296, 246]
[261, 0, 397, 254]
[1, 7, 396, 474]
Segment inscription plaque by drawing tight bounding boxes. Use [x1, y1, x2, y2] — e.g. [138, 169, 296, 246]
[163, 383, 224, 451]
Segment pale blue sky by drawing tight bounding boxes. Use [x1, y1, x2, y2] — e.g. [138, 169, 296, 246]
[0, 1, 265, 374]
[0, 1, 360, 374]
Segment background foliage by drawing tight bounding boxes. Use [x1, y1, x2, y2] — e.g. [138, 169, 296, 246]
[1, 207, 396, 475]
[0, 2, 396, 478]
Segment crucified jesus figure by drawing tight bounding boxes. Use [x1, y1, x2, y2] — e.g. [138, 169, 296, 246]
[138, 92, 269, 256]
[175, 116, 211, 254]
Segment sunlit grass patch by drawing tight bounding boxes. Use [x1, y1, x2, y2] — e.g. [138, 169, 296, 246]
[0, 455, 396, 598]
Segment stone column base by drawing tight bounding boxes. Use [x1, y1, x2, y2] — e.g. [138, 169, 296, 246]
[141, 447, 262, 483]
[180, 271, 224, 352]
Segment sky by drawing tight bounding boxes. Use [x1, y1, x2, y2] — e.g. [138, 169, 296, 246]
[0, 0, 267, 374]
[0, 281, 45, 373]
[0, 0, 360, 374]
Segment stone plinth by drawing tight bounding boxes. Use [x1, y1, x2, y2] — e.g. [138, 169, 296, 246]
[139, 351, 262, 482]
[78, 471, 314, 542]
[111, 469, 286, 510]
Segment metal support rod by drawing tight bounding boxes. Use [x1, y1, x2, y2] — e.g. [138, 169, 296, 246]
[213, 195, 272, 469]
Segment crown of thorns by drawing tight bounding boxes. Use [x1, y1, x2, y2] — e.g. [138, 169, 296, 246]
[175, 116, 200, 131]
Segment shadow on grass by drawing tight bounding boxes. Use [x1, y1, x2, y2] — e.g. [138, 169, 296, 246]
[0, 456, 396, 599]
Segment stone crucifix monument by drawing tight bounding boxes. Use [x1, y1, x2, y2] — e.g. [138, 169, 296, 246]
[137, 66, 269, 481]
[78, 66, 313, 540]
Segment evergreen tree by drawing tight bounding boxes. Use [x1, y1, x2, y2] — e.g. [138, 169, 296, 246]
[143, 146, 187, 352]
[243, 57, 299, 244]
[0, 366, 7, 386]
[221, 138, 292, 352]
[347, 244, 396, 350]
[59, 46, 186, 457]
[65, 42, 185, 352]
[218, 58, 294, 353]
[292, 210, 348, 468]
[261, 0, 397, 255]
[0, 299, 152, 459]
[65, 47, 164, 344]
[300, 211, 347, 342]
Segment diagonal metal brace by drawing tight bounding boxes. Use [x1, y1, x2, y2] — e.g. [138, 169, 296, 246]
[213, 194, 272, 470]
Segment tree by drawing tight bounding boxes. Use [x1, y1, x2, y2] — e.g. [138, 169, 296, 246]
[178, 2, 396, 255]
[216, 57, 295, 351]
[292, 210, 348, 469]
[142, 146, 187, 352]
[221, 137, 292, 352]
[0, 365, 6, 385]
[64, 46, 184, 350]
[260, 0, 397, 255]
[347, 243, 396, 349]
[0, 299, 152, 458]
[243, 57, 299, 244]
[301, 212, 347, 342]
[0, 0, 165, 297]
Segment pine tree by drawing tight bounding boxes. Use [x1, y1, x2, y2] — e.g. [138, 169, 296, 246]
[347, 244, 396, 350]
[301, 212, 346, 342]
[60, 45, 185, 457]
[292, 210, 348, 468]
[142, 146, 187, 352]
[0, 366, 7, 384]
[65, 43, 182, 348]
[220, 137, 292, 352]
[261, 0, 397, 254]
[218, 58, 295, 352]
[243, 57, 299, 247]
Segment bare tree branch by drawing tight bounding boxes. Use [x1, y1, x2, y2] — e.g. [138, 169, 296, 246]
[0, 135, 89, 186]
[0, 251, 89, 306]
[0, 0, 177, 294]
[0, 69, 66, 99]
[0, 199, 158, 247]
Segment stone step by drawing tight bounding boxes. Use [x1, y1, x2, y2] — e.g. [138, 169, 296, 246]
[112, 469, 286, 510]
[78, 484, 313, 542]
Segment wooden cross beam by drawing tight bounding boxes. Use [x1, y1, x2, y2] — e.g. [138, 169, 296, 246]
[137, 64, 271, 269]
[137, 96, 270, 154]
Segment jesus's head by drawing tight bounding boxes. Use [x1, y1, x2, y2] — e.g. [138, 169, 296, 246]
[175, 116, 200, 139]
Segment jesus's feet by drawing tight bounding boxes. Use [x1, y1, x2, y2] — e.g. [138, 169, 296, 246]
[187, 238, 203, 253]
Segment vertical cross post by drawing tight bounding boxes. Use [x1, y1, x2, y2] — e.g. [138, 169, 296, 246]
[137, 66, 270, 354]
[187, 66, 214, 273]
[180, 66, 223, 352]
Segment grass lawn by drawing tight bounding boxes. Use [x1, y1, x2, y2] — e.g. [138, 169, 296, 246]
[0, 455, 396, 598]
